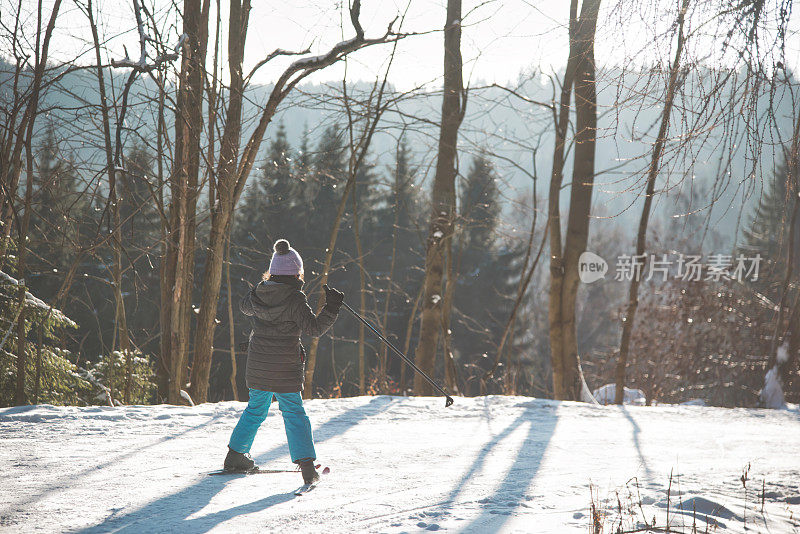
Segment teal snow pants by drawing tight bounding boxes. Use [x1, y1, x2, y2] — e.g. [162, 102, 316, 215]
[228, 389, 316, 463]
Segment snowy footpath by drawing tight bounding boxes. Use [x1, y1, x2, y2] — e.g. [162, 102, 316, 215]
[1, 396, 799, 533]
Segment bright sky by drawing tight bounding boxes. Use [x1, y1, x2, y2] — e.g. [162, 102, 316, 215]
[7, 0, 798, 90]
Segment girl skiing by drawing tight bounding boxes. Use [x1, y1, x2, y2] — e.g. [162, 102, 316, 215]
[224, 239, 343, 485]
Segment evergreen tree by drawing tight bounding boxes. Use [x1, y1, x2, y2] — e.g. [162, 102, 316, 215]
[305, 124, 347, 276]
[250, 122, 295, 240]
[740, 151, 800, 404]
[349, 156, 383, 263]
[119, 143, 160, 245]
[453, 153, 518, 390]
[741, 154, 800, 301]
[369, 143, 422, 308]
[29, 123, 88, 299]
[118, 143, 161, 359]
[265, 122, 296, 217]
[234, 122, 298, 276]
[0, 238, 89, 407]
[26, 125, 111, 377]
[381, 140, 423, 285]
[294, 126, 313, 210]
[370, 140, 424, 385]
[460, 153, 501, 253]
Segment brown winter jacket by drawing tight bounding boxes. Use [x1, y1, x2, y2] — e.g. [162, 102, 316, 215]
[241, 280, 337, 393]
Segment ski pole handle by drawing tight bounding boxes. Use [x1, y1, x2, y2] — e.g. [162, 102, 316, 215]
[339, 299, 454, 408]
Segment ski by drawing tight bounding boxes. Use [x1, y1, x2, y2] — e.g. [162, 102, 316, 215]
[293, 481, 318, 495]
[293, 466, 330, 496]
[208, 468, 287, 476]
[206, 464, 322, 476]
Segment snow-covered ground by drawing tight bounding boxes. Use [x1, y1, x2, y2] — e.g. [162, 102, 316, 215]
[1, 396, 799, 533]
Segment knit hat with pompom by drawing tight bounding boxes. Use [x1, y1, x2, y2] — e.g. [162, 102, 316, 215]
[268, 239, 304, 276]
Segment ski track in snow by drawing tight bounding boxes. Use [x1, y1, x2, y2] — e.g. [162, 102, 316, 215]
[1, 396, 799, 533]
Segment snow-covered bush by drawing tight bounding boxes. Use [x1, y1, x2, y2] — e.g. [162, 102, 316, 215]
[88, 349, 156, 405]
[0, 343, 92, 406]
[0, 255, 89, 406]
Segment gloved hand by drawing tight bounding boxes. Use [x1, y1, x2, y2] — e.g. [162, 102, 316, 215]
[323, 284, 344, 314]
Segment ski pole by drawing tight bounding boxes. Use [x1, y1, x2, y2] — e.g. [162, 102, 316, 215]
[337, 297, 454, 408]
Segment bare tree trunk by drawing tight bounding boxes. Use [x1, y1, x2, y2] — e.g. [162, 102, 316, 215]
[414, 0, 465, 396]
[548, 0, 580, 402]
[558, 0, 600, 401]
[112, 76, 132, 404]
[615, 0, 688, 404]
[190, 0, 227, 403]
[549, 0, 600, 401]
[401, 284, 424, 393]
[14, 143, 35, 406]
[207, 0, 221, 211]
[225, 232, 238, 401]
[192, 0, 260, 404]
[352, 185, 368, 395]
[191, 201, 234, 403]
[441, 233, 459, 394]
[156, 69, 170, 400]
[34, 322, 42, 404]
[13, 0, 62, 406]
[167, 0, 209, 404]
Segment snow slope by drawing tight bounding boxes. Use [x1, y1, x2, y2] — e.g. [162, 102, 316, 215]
[1, 396, 799, 533]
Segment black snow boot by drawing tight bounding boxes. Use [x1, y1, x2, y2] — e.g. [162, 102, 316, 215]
[298, 458, 319, 485]
[224, 447, 256, 472]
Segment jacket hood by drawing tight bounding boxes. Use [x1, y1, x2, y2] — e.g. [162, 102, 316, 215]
[252, 281, 301, 322]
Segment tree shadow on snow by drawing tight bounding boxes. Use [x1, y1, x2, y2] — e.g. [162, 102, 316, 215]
[76, 396, 396, 533]
[438, 400, 559, 534]
[78, 476, 296, 534]
[0, 405, 41, 415]
[619, 405, 654, 480]
[7, 411, 226, 513]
